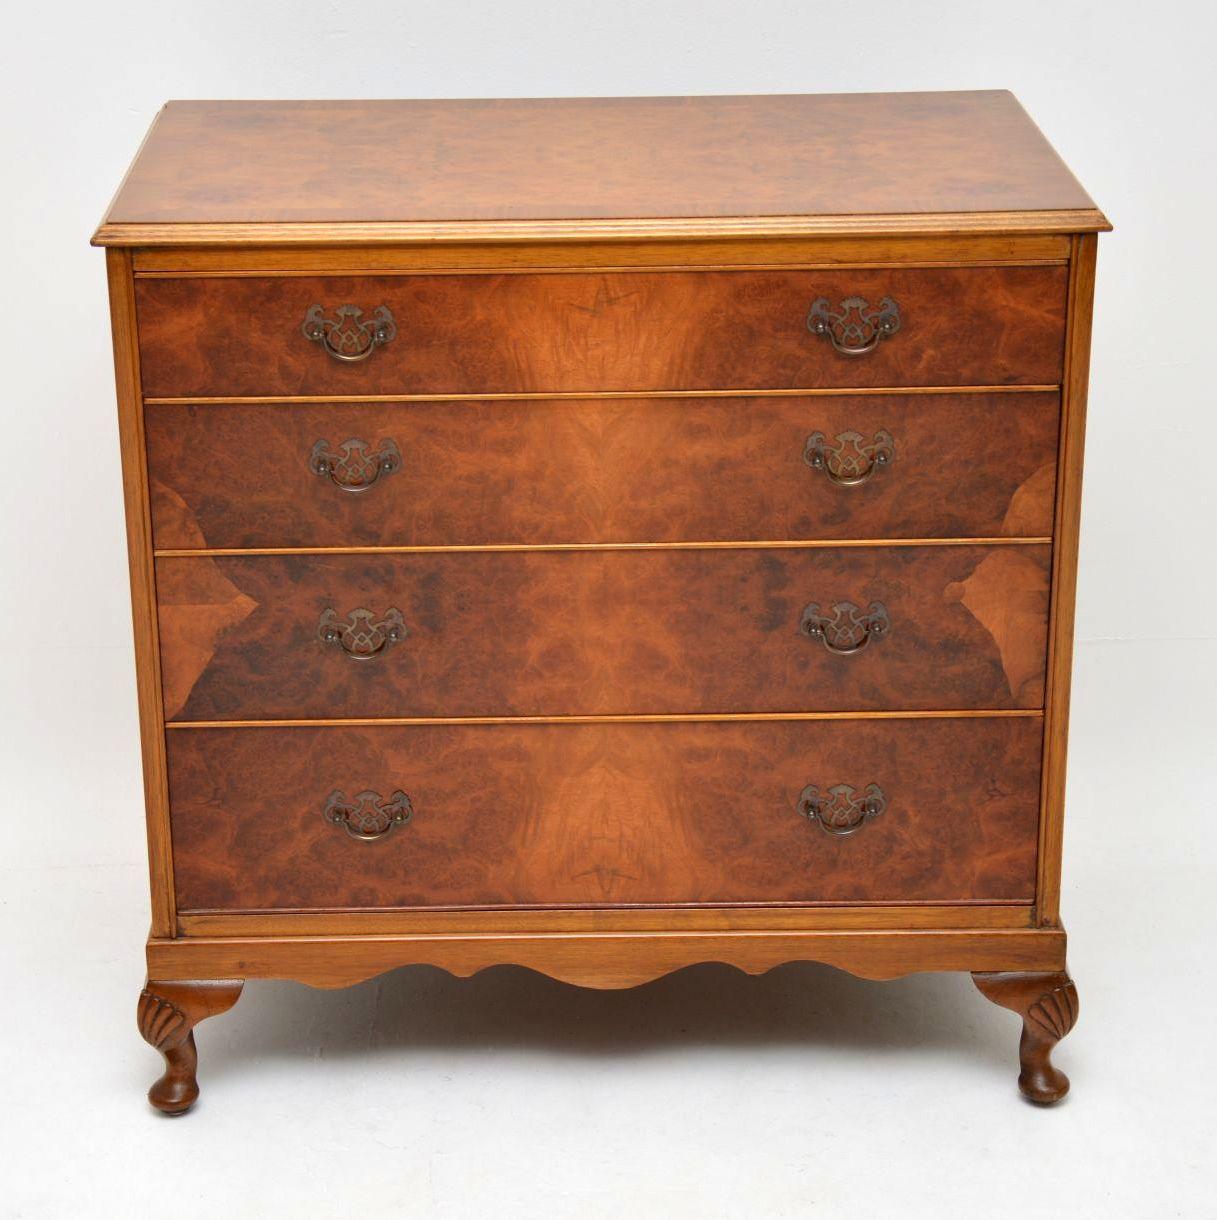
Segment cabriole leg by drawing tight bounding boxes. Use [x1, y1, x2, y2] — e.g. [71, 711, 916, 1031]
[137, 979, 244, 1115]
[972, 969, 1078, 1104]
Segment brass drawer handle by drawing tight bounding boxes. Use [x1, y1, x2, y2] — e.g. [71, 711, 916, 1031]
[323, 788, 414, 841]
[798, 782, 886, 836]
[302, 304, 397, 362]
[807, 295, 901, 356]
[800, 600, 889, 654]
[318, 607, 407, 660]
[309, 438, 402, 493]
[803, 429, 894, 486]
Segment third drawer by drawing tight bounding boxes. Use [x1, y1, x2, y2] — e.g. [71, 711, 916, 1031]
[157, 544, 1051, 720]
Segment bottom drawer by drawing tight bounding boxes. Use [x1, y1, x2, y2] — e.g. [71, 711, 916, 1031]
[166, 717, 1041, 911]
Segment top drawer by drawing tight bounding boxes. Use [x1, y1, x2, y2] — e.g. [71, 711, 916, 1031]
[134, 267, 1068, 398]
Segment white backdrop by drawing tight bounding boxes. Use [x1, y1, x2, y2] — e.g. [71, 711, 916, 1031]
[2, 3, 1215, 1218]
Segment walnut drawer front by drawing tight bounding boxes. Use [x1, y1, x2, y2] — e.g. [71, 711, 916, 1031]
[134, 267, 1068, 399]
[165, 717, 1041, 911]
[147, 392, 1059, 550]
[156, 545, 1049, 721]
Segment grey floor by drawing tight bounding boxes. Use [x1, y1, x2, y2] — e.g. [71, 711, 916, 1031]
[3, 638, 1213, 1218]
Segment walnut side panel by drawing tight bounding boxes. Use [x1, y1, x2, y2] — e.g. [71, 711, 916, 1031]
[107, 248, 175, 935]
[1037, 235, 1097, 924]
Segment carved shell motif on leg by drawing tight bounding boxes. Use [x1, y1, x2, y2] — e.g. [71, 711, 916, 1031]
[137, 989, 190, 1050]
[1027, 982, 1079, 1041]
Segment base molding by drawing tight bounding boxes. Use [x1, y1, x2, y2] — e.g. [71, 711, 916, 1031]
[148, 926, 1066, 990]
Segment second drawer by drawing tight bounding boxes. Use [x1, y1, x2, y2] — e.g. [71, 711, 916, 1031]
[147, 392, 1060, 549]
[157, 545, 1051, 720]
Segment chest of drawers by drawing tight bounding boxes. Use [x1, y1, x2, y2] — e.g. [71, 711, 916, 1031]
[95, 92, 1108, 1113]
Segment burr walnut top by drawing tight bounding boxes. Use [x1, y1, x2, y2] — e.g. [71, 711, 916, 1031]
[93, 91, 1108, 244]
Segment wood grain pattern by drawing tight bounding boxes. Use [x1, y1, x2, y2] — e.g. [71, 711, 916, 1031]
[165, 717, 1042, 911]
[96, 94, 1104, 241]
[146, 928, 1068, 990]
[1037, 235, 1098, 925]
[133, 267, 1068, 398]
[147, 388, 1060, 404]
[98, 213, 1112, 247]
[106, 249, 176, 935]
[177, 905, 1036, 938]
[97, 211, 1117, 248]
[96, 91, 1106, 1107]
[129, 233, 1072, 273]
[167, 712, 1043, 729]
[146, 392, 1059, 550]
[154, 545, 1050, 720]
